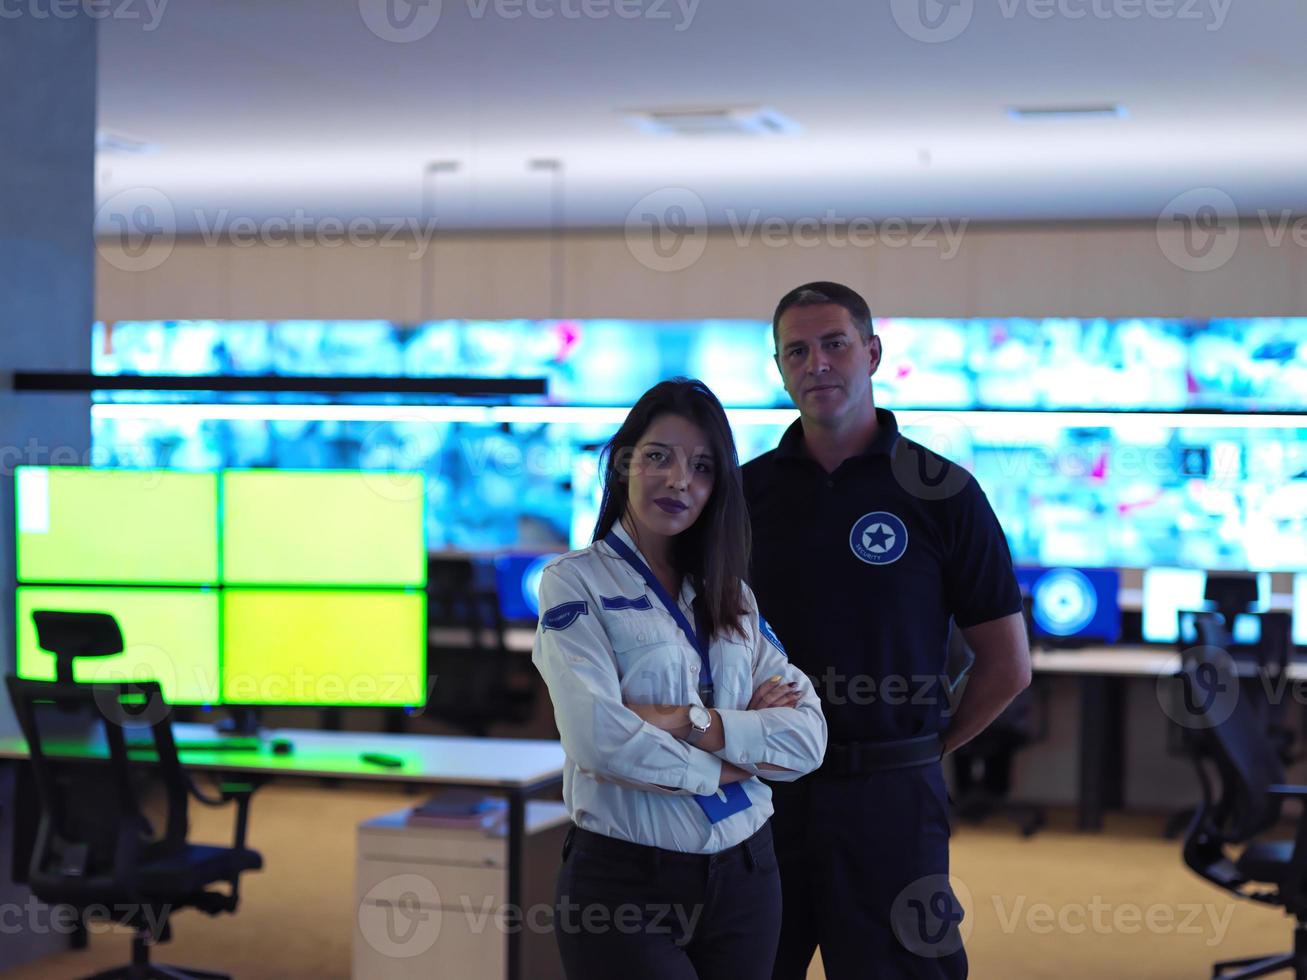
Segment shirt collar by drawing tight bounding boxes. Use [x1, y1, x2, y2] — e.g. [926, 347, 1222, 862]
[605, 521, 697, 606]
[775, 407, 901, 463]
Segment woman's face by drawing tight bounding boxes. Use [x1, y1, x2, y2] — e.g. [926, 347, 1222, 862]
[622, 412, 716, 547]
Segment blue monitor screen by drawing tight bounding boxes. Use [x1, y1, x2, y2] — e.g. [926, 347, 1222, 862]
[494, 553, 558, 621]
[1014, 567, 1121, 643]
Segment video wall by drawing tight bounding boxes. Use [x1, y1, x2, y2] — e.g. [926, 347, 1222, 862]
[14, 467, 427, 706]
[89, 317, 1307, 575]
[92, 316, 1307, 411]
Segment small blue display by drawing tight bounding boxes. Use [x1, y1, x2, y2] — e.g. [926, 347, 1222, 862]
[493, 553, 559, 622]
[1015, 567, 1121, 643]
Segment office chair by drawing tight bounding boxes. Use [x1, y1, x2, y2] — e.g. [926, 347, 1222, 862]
[424, 556, 537, 736]
[1179, 643, 1307, 979]
[6, 610, 263, 980]
[1166, 610, 1296, 839]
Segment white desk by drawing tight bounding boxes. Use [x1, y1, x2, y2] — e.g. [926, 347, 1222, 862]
[1029, 645, 1307, 830]
[1033, 645, 1307, 679]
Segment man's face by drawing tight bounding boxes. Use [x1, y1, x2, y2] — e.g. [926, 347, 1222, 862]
[774, 304, 881, 428]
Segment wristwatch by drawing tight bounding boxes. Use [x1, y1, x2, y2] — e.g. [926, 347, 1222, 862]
[687, 704, 712, 744]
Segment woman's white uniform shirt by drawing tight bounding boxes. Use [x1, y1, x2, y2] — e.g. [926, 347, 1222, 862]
[532, 523, 828, 854]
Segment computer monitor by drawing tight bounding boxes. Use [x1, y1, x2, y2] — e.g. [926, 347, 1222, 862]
[1142, 568, 1272, 644]
[1177, 608, 1265, 649]
[221, 469, 426, 587]
[493, 553, 558, 622]
[16, 467, 219, 586]
[221, 589, 426, 707]
[15, 586, 220, 704]
[1014, 567, 1121, 643]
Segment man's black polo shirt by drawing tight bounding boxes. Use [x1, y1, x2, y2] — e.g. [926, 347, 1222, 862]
[742, 408, 1022, 744]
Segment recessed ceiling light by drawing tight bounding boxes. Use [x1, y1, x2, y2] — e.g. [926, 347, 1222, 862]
[95, 129, 159, 154]
[625, 106, 801, 136]
[1007, 105, 1127, 122]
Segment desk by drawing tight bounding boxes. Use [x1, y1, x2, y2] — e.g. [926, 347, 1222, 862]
[0, 724, 566, 980]
[1032, 646, 1307, 831]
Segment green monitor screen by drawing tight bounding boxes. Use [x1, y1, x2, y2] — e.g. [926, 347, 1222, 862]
[221, 470, 426, 587]
[221, 589, 426, 706]
[16, 587, 221, 704]
[16, 467, 219, 586]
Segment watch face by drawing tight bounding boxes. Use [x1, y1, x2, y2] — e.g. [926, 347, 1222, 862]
[690, 705, 711, 730]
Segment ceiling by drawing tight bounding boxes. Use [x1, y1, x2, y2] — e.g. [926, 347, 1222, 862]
[96, 0, 1307, 233]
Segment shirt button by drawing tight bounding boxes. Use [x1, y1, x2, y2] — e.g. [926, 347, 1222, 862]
[637, 632, 646, 642]
[825, 479, 834, 488]
[690, 665, 699, 674]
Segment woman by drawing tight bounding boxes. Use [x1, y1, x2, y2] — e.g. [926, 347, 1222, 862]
[532, 378, 828, 980]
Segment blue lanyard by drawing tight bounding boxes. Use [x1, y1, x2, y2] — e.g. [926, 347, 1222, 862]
[603, 531, 714, 696]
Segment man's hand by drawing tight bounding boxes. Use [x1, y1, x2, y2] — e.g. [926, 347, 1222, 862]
[748, 675, 802, 710]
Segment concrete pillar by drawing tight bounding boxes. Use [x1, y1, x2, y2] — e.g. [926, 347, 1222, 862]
[0, 8, 96, 971]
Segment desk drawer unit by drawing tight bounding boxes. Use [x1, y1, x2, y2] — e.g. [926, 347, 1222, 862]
[353, 801, 569, 980]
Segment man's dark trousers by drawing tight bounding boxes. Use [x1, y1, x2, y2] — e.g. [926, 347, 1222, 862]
[769, 762, 967, 979]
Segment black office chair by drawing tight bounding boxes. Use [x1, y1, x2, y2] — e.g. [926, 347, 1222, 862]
[6, 610, 263, 980]
[423, 556, 537, 736]
[1166, 610, 1296, 839]
[1179, 642, 1307, 979]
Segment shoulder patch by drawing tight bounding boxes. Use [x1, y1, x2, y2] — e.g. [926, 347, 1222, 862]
[600, 594, 653, 612]
[542, 601, 589, 631]
[759, 615, 787, 657]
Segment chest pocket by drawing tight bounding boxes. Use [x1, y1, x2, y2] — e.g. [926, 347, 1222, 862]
[602, 609, 690, 704]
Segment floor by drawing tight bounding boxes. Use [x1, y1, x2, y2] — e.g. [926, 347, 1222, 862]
[2, 783, 1298, 979]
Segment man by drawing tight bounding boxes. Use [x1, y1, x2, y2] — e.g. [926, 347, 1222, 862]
[742, 282, 1031, 979]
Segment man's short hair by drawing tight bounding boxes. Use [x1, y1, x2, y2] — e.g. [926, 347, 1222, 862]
[771, 281, 874, 347]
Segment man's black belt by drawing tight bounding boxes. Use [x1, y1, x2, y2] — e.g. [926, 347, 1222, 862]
[818, 734, 944, 776]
